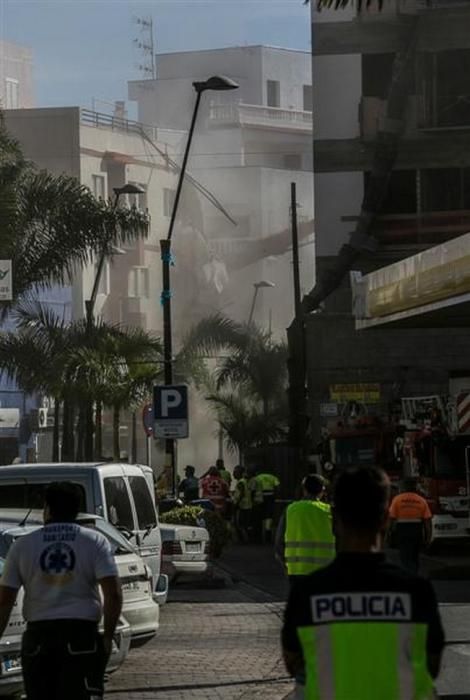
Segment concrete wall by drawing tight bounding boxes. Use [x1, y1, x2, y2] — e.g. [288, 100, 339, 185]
[306, 313, 470, 441]
[129, 46, 311, 130]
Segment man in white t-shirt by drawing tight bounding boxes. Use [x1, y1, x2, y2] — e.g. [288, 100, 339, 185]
[0, 481, 122, 700]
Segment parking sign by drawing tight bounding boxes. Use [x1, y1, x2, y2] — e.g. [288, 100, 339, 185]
[153, 385, 189, 439]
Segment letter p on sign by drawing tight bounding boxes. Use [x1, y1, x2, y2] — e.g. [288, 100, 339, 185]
[161, 389, 182, 417]
[153, 384, 189, 439]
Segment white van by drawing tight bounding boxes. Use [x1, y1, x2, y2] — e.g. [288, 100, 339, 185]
[0, 462, 168, 603]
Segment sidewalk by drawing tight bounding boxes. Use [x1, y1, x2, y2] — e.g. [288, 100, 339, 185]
[106, 546, 293, 700]
[217, 544, 288, 602]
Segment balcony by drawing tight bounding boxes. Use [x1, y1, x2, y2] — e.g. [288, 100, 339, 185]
[343, 209, 470, 249]
[209, 102, 312, 133]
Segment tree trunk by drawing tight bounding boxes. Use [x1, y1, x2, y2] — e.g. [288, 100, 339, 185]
[84, 401, 94, 461]
[131, 411, 137, 464]
[52, 399, 61, 462]
[61, 399, 75, 462]
[76, 405, 86, 462]
[113, 405, 120, 461]
[95, 400, 103, 459]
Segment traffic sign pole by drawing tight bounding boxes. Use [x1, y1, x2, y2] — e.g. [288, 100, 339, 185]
[153, 385, 189, 495]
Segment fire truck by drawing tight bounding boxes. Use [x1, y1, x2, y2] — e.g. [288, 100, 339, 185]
[321, 393, 470, 541]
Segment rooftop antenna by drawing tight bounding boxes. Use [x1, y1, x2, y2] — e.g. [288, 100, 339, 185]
[133, 16, 156, 80]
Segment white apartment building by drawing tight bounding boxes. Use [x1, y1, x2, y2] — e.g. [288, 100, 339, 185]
[4, 106, 179, 334]
[0, 40, 34, 110]
[129, 46, 314, 335]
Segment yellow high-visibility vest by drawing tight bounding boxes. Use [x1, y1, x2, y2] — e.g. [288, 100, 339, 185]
[285, 500, 335, 576]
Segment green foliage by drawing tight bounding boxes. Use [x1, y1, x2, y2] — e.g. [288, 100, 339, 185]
[0, 115, 149, 311]
[160, 506, 231, 559]
[181, 314, 288, 458]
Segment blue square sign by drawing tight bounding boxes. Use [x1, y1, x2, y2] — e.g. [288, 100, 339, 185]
[153, 385, 189, 439]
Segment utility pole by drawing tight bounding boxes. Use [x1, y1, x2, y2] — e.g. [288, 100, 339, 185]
[291, 182, 302, 319]
[287, 183, 309, 461]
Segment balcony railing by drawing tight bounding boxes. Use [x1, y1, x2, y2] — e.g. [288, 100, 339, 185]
[80, 109, 158, 141]
[209, 102, 312, 132]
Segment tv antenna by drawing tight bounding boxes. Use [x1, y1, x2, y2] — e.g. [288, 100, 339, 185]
[133, 16, 156, 80]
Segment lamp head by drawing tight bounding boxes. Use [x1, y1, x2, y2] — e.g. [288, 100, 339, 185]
[254, 280, 275, 289]
[193, 75, 239, 94]
[113, 183, 145, 197]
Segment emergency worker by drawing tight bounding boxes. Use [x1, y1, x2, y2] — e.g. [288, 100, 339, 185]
[216, 458, 232, 488]
[178, 465, 199, 503]
[256, 469, 280, 543]
[282, 466, 444, 700]
[389, 477, 432, 574]
[232, 465, 252, 543]
[0, 481, 122, 700]
[276, 474, 334, 580]
[247, 466, 264, 542]
[200, 466, 229, 515]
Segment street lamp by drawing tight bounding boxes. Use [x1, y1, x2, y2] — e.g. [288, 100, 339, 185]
[161, 75, 239, 494]
[248, 280, 275, 326]
[83, 183, 144, 461]
[85, 183, 145, 328]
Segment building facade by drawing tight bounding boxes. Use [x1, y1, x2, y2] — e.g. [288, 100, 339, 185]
[129, 46, 314, 337]
[308, 0, 470, 441]
[0, 40, 34, 110]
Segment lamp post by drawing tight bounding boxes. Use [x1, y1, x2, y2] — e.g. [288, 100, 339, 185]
[83, 182, 145, 461]
[161, 75, 239, 494]
[85, 183, 145, 330]
[248, 280, 275, 326]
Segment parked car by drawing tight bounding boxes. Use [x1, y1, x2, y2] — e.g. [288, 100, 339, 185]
[0, 462, 168, 604]
[0, 510, 160, 649]
[160, 523, 210, 580]
[0, 520, 132, 696]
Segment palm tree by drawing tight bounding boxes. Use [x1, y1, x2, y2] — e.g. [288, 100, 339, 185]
[0, 302, 162, 461]
[0, 116, 149, 310]
[206, 392, 286, 463]
[180, 314, 288, 459]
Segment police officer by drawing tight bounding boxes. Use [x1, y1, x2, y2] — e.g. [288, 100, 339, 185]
[275, 474, 335, 580]
[216, 458, 232, 488]
[389, 477, 433, 574]
[282, 466, 444, 699]
[0, 481, 122, 700]
[256, 468, 280, 543]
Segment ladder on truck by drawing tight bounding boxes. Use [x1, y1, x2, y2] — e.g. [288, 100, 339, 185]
[401, 395, 446, 429]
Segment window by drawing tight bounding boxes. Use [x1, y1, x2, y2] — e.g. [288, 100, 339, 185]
[283, 154, 302, 170]
[421, 168, 470, 212]
[128, 266, 150, 298]
[91, 175, 105, 200]
[129, 476, 157, 529]
[421, 49, 470, 128]
[303, 84, 313, 112]
[364, 170, 417, 215]
[5, 78, 19, 109]
[362, 54, 395, 99]
[266, 80, 280, 108]
[163, 188, 176, 217]
[103, 477, 134, 531]
[0, 482, 86, 511]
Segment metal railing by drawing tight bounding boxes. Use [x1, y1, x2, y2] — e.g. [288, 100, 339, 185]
[80, 109, 159, 141]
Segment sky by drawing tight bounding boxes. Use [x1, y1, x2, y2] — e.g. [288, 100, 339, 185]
[1, 0, 311, 111]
